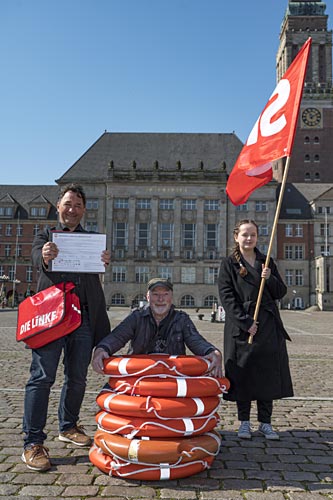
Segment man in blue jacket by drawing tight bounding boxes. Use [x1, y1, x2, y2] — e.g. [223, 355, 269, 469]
[92, 278, 222, 377]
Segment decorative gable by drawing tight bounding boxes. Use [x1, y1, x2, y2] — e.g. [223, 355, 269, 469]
[27, 195, 52, 219]
[0, 194, 17, 217]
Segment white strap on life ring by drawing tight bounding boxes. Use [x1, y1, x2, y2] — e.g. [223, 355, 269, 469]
[159, 464, 171, 480]
[176, 377, 188, 397]
[192, 397, 205, 416]
[183, 417, 195, 435]
[127, 439, 140, 462]
[103, 393, 118, 410]
[118, 357, 130, 375]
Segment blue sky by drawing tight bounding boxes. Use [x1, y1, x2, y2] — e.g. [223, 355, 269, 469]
[1, 0, 332, 185]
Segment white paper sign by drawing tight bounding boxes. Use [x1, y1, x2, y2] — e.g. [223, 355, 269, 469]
[50, 232, 107, 273]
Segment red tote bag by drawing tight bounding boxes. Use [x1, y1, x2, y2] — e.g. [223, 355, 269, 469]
[16, 282, 82, 349]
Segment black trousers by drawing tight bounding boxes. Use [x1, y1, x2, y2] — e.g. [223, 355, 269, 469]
[237, 400, 273, 424]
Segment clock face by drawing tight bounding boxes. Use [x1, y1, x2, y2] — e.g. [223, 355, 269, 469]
[302, 107, 321, 127]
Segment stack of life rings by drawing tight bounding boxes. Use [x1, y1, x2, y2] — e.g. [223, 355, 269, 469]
[89, 354, 230, 480]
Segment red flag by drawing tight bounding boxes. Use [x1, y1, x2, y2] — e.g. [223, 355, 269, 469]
[226, 38, 312, 205]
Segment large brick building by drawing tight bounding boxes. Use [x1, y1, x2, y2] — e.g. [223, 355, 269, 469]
[0, 186, 58, 305]
[55, 132, 276, 308]
[0, 133, 277, 308]
[1, 0, 333, 310]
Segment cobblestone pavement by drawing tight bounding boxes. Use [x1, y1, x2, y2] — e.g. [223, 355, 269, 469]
[0, 308, 332, 499]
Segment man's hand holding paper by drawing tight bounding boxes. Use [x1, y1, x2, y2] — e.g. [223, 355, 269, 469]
[50, 232, 108, 273]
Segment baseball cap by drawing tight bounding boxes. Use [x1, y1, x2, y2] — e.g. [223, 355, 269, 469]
[147, 278, 173, 291]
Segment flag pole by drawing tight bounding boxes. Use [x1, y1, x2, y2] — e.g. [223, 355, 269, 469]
[248, 155, 291, 344]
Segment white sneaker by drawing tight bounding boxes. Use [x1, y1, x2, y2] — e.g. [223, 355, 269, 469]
[237, 420, 252, 439]
[258, 422, 279, 440]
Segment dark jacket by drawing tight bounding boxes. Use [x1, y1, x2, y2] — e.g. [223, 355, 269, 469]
[96, 305, 216, 356]
[31, 224, 110, 346]
[218, 249, 293, 401]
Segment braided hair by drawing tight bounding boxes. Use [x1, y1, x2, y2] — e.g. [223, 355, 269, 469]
[232, 219, 258, 277]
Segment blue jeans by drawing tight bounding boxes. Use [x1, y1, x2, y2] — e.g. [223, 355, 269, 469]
[23, 311, 94, 448]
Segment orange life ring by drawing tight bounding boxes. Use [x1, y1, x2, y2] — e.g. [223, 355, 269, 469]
[89, 444, 214, 480]
[95, 410, 220, 438]
[94, 428, 221, 464]
[96, 391, 220, 419]
[103, 354, 211, 377]
[107, 374, 230, 397]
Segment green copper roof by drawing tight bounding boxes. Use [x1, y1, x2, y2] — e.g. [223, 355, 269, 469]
[287, 1, 327, 16]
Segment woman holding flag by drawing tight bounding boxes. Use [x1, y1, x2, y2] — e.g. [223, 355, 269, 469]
[218, 40, 311, 441]
[218, 219, 293, 440]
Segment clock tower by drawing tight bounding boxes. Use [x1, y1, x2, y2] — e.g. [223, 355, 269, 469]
[274, 0, 333, 182]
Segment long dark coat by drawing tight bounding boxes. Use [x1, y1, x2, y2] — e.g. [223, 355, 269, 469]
[218, 249, 293, 401]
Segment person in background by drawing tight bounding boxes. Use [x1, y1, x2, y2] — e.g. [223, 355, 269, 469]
[92, 277, 222, 378]
[218, 219, 293, 440]
[22, 183, 111, 472]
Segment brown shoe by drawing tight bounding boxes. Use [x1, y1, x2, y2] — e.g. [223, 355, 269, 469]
[21, 444, 51, 472]
[59, 424, 92, 446]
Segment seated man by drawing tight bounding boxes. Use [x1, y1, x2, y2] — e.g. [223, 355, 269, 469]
[92, 278, 222, 377]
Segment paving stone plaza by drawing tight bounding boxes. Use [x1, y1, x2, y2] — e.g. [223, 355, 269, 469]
[0, 307, 332, 499]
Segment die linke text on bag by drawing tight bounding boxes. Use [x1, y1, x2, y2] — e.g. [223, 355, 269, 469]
[19, 311, 59, 335]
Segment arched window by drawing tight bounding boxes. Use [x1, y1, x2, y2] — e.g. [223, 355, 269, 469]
[314, 154, 320, 162]
[204, 295, 218, 307]
[314, 136, 320, 144]
[180, 295, 195, 307]
[304, 136, 310, 144]
[304, 172, 311, 181]
[304, 154, 310, 162]
[111, 293, 125, 305]
[314, 172, 320, 181]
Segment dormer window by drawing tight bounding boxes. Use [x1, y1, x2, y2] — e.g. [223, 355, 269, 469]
[0, 206, 13, 217]
[0, 194, 17, 217]
[28, 195, 51, 219]
[30, 207, 47, 218]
